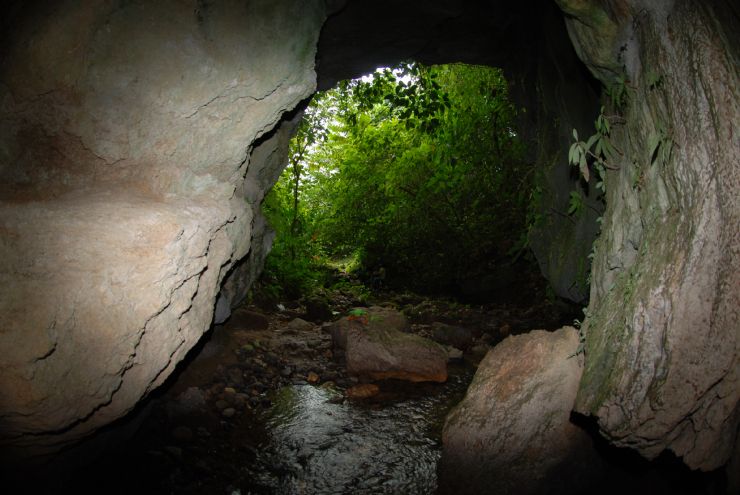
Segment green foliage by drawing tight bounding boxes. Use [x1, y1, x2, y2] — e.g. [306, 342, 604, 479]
[570, 307, 590, 358]
[261, 62, 535, 296]
[568, 106, 618, 193]
[647, 122, 674, 167]
[605, 74, 633, 110]
[645, 71, 664, 91]
[567, 190, 584, 216]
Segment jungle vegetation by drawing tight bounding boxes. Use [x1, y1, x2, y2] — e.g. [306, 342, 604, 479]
[258, 62, 539, 300]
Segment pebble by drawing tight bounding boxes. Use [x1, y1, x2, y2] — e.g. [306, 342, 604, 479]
[446, 346, 463, 360]
[171, 426, 193, 443]
[346, 383, 380, 399]
[227, 368, 244, 386]
[307, 371, 320, 384]
[222, 407, 236, 418]
[163, 446, 183, 459]
[280, 366, 292, 377]
[215, 399, 229, 410]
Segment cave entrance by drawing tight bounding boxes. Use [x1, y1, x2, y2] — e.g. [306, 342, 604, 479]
[260, 61, 554, 306]
[63, 63, 583, 494]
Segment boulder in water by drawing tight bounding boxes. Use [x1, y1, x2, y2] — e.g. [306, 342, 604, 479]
[338, 307, 447, 382]
[438, 327, 601, 494]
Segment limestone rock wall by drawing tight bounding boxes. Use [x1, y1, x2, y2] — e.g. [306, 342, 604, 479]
[556, 0, 739, 470]
[0, 0, 325, 461]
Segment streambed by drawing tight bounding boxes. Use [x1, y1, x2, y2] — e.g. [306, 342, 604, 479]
[241, 365, 473, 494]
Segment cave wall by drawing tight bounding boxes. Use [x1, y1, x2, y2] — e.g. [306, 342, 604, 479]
[556, 0, 739, 470]
[0, 0, 325, 461]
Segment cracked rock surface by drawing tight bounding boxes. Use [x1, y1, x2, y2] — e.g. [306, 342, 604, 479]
[0, 0, 325, 461]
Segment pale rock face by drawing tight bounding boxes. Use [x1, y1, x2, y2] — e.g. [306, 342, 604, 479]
[556, 0, 740, 470]
[0, 0, 325, 460]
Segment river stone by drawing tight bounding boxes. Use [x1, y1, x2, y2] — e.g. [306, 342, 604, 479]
[303, 294, 334, 323]
[430, 322, 473, 350]
[167, 387, 207, 418]
[328, 306, 410, 351]
[343, 309, 447, 383]
[286, 318, 315, 333]
[346, 383, 380, 399]
[438, 327, 600, 495]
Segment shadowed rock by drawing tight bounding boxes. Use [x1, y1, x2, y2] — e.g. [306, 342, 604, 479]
[331, 307, 447, 382]
[438, 327, 601, 494]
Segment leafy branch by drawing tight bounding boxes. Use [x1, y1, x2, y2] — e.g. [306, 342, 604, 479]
[568, 106, 621, 193]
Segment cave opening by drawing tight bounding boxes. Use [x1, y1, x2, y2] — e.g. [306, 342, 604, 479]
[258, 61, 563, 306]
[1, 0, 737, 493]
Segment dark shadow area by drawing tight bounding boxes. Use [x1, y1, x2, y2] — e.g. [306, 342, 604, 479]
[569, 412, 728, 495]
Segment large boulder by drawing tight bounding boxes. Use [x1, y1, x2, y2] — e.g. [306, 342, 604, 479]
[438, 327, 601, 495]
[0, 0, 326, 462]
[331, 307, 447, 382]
[328, 306, 409, 351]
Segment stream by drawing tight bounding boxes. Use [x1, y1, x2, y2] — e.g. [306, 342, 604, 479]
[49, 292, 576, 495]
[239, 365, 473, 494]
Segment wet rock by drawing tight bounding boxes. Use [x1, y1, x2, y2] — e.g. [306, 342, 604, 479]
[222, 408, 236, 418]
[167, 387, 206, 417]
[346, 383, 380, 399]
[445, 347, 463, 361]
[226, 367, 245, 386]
[430, 322, 473, 350]
[468, 343, 491, 362]
[215, 400, 229, 411]
[439, 327, 600, 495]
[303, 294, 333, 322]
[234, 393, 249, 410]
[307, 372, 320, 384]
[286, 318, 314, 333]
[280, 366, 293, 378]
[342, 308, 448, 382]
[328, 306, 410, 351]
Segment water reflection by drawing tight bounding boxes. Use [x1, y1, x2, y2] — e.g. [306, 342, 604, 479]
[243, 366, 472, 494]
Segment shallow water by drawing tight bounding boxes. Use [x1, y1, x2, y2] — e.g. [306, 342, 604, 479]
[240, 365, 473, 495]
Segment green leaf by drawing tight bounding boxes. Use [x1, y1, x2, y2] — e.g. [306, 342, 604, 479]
[586, 133, 599, 151]
[579, 156, 590, 182]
